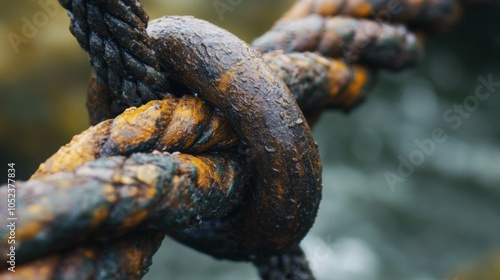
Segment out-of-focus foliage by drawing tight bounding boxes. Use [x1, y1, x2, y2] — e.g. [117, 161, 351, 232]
[0, 1, 499, 280]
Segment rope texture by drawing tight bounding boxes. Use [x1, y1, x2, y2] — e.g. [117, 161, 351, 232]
[60, 0, 172, 107]
[0, 0, 491, 279]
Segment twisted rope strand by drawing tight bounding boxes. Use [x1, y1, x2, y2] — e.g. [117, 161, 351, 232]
[0, 152, 245, 268]
[87, 53, 376, 124]
[16, 64, 369, 266]
[33, 96, 239, 178]
[282, 0, 487, 31]
[0, 0, 493, 279]
[0, 232, 163, 280]
[262, 51, 376, 113]
[253, 245, 314, 280]
[253, 15, 424, 70]
[58, 0, 172, 107]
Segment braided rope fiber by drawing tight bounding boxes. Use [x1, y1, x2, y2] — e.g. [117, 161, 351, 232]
[0, 0, 492, 279]
[59, 0, 172, 107]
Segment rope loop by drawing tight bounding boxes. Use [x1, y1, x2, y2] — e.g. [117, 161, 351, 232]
[0, 0, 491, 279]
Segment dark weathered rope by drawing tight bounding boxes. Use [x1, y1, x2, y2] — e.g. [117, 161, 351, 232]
[1, 14, 324, 278]
[0, 153, 245, 267]
[1, 66, 368, 275]
[253, 245, 314, 280]
[87, 52, 377, 124]
[58, 0, 172, 107]
[144, 16, 322, 261]
[33, 96, 240, 179]
[0, 0, 493, 279]
[253, 15, 424, 70]
[262, 51, 377, 113]
[0, 231, 163, 279]
[282, 0, 487, 31]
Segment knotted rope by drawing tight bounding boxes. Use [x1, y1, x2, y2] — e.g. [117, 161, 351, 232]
[59, 0, 172, 107]
[0, 0, 490, 279]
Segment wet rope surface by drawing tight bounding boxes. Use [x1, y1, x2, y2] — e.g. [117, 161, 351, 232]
[59, 0, 172, 107]
[0, 0, 491, 279]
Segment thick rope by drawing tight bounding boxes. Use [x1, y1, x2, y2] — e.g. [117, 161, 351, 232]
[253, 245, 314, 280]
[0, 0, 492, 279]
[34, 96, 239, 178]
[59, 0, 172, 107]
[1, 63, 369, 277]
[1, 13, 324, 278]
[0, 232, 163, 279]
[262, 51, 376, 114]
[282, 0, 488, 31]
[88, 52, 376, 124]
[128, 16, 323, 260]
[1, 152, 245, 266]
[253, 15, 424, 70]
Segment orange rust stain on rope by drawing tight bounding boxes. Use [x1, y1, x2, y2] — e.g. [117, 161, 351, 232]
[261, 51, 376, 114]
[327, 60, 350, 97]
[342, 66, 369, 107]
[347, 1, 372, 17]
[103, 96, 237, 155]
[148, 16, 322, 259]
[0, 232, 164, 279]
[107, 101, 166, 154]
[125, 248, 143, 274]
[82, 248, 96, 259]
[91, 206, 109, 230]
[33, 97, 240, 179]
[158, 96, 211, 151]
[176, 154, 213, 192]
[102, 183, 119, 203]
[122, 210, 149, 229]
[218, 71, 234, 93]
[16, 222, 43, 241]
[282, 0, 468, 32]
[32, 120, 112, 179]
[254, 15, 423, 70]
[315, 0, 340, 16]
[189, 110, 238, 153]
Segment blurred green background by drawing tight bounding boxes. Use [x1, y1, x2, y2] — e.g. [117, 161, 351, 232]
[1, 1, 499, 279]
